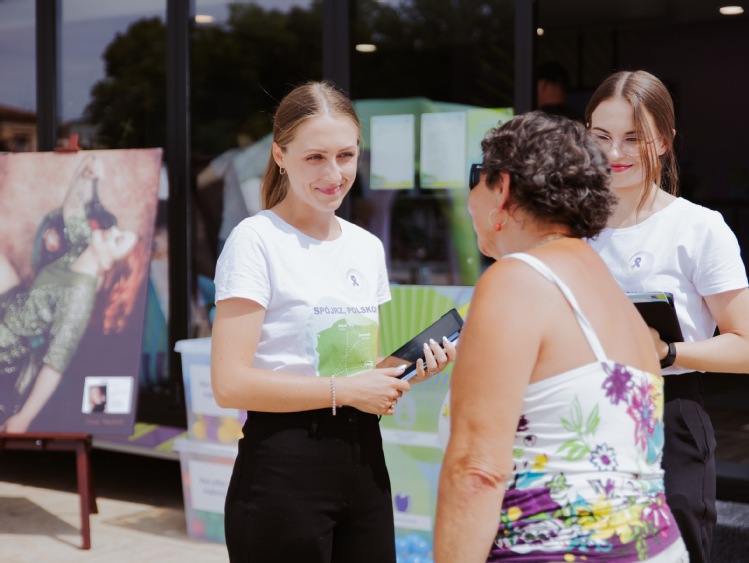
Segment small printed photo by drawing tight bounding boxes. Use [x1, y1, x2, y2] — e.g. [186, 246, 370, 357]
[88, 384, 108, 413]
[81, 376, 134, 415]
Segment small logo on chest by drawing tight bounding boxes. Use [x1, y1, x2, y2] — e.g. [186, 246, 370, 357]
[345, 268, 366, 293]
[624, 251, 654, 278]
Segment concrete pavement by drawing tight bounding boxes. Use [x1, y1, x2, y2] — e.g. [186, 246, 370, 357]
[0, 448, 227, 562]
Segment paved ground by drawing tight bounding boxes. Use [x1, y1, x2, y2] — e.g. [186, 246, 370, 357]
[2, 446, 748, 562]
[0, 448, 227, 562]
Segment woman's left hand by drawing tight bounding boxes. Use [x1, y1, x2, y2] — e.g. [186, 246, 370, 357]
[414, 336, 458, 381]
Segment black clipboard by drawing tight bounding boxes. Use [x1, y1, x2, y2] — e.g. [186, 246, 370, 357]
[379, 308, 464, 381]
[627, 292, 684, 343]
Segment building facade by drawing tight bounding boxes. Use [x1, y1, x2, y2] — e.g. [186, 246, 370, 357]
[1, 0, 748, 494]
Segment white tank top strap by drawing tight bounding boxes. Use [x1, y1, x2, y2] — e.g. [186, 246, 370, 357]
[503, 252, 607, 362]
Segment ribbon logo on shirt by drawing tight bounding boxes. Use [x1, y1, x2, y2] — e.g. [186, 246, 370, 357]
[625, 251, 654, 278]
[345, 268, 366, 293]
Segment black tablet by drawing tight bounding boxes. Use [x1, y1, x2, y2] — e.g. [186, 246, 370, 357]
[627, 292, 684, 343]
[379, 308, 464, 381]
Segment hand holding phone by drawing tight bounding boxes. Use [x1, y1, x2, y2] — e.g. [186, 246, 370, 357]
[379, 309, 463, 381]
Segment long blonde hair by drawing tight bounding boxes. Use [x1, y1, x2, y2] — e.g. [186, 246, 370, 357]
[585, 70, 679, 213]
[260, 81, 361, 209]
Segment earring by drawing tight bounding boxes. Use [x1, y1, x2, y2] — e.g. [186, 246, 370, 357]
[279, 167, 286, 175]
[488, 209, 508, 232]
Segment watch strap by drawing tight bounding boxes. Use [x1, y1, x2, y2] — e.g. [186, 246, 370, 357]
[660, 341, 677, 369]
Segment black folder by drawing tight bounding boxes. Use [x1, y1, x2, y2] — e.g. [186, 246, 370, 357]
[627, 292, 684, 343]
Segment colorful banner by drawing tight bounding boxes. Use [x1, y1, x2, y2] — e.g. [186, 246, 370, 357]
[0, 149, 161, 435]
[379, 285, 474, 561]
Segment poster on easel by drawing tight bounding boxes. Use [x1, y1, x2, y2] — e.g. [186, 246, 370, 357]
[0, 149, 162, 436]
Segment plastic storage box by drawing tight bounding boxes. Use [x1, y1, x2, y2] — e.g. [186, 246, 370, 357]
[175, 338, 247, 443]
[174, 437, 237, 543]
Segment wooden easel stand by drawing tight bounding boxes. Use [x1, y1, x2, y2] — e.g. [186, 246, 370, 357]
[0, 432, 98, 550]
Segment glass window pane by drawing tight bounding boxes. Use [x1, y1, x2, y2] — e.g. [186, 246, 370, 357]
[60, 1, 167, 149]
[59, 1, 172, 423]
[190, 0, 321, 304]
[0, 1, 36, 152]
[350, 0, 516, 286]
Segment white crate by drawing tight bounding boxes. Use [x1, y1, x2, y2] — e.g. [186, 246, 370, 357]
[175, 338, 247, 443]
[173, 437, 237, 543]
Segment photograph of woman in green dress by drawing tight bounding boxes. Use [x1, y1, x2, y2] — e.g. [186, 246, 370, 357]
[0, 151, 159, 434]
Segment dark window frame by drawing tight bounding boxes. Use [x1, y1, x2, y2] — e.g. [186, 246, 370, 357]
[31, 0, 535, 426]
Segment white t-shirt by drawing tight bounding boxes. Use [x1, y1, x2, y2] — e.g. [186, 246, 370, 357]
[214, 210, 391, 377]
[587, 197, 748, 375]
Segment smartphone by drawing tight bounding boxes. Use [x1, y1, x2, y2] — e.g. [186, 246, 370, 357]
[379, 308, 464, 381]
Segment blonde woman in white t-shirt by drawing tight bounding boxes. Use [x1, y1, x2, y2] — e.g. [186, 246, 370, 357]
[586, 70, 749, 563]
[211, 81, 456, 563]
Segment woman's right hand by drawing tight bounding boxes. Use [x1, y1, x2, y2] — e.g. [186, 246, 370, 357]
[337, 365, 411, 416]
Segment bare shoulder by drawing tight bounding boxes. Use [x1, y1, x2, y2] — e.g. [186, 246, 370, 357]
[477, 256, 551, 295]
[470, 256, 561, 329]
[537, 241, 619, 292]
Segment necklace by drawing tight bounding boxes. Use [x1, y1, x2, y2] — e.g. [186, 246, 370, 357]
[530, 233, 569, 249]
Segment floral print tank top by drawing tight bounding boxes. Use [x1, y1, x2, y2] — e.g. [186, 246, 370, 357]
[488, 253, 682, 562]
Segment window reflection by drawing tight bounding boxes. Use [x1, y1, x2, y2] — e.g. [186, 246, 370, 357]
[58, 1, 171, 412]
[349, 0, 515, 285]
[0, 1, 36, 152]
[191, 0, 321, 309]
[352, 0, 514, 106]
[60, 1, 167, 149]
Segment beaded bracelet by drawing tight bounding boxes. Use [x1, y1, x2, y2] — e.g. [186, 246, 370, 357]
[330, 374, 337, 416]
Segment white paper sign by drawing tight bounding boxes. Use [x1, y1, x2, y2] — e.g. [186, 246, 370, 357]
[188, 459, 233, 513]
[419, 112, 467, 189]
[370, 114, 415, 189]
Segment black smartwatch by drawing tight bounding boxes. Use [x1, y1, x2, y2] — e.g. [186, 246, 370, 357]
[660, 342, 677, 369]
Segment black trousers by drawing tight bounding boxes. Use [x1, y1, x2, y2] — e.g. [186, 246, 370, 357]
[662, 372, 717, 563]
[224, 407, 396, 563]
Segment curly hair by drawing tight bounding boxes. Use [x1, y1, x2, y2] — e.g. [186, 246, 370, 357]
[481, 111, 615, 238]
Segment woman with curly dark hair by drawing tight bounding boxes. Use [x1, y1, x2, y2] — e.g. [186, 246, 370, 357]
[434, 111, 688, 562]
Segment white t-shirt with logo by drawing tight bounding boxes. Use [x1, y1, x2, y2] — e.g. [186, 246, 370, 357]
[214, 210, 391, 378]
[587, 197, 747, 375]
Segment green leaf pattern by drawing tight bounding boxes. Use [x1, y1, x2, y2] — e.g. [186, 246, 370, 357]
[558, 397, 600, 461]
